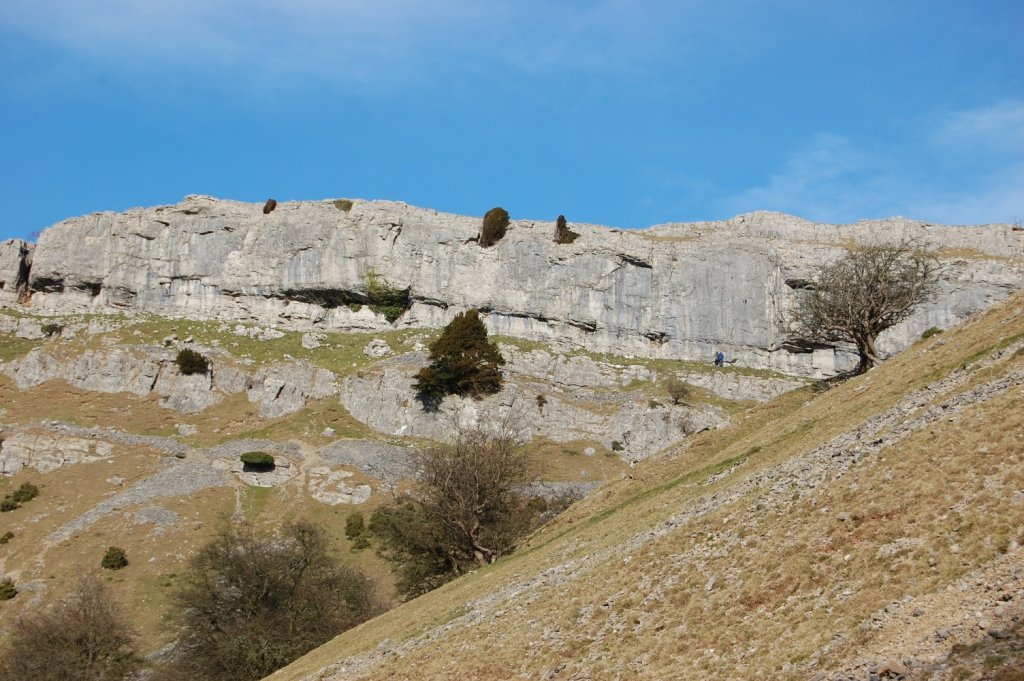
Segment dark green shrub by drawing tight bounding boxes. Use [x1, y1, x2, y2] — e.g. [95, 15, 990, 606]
[413, 310, 505, 407]
[611, 440, 624, 452]
[0, 499, 17, 513]
[479, 207, 509, 247]
[554, 214, 579, 244]
[175, 348, 209, 375]
[921, 326, 943, 339]
[41, 323, 63, 337]
[0, 577, 16, 600]
[333, 199, 354, 212]
[101, 546, 129, 570]
[0, 531, 13, 544]
[10, 482, 38, 504]
[239, 451, 275, 467]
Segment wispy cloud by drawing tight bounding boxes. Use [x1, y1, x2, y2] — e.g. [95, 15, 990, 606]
[1, 0, 728, 91]
[725, 101, 1024, 225]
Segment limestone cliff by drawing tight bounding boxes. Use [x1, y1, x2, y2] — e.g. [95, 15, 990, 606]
[3, 196, 1021, 376]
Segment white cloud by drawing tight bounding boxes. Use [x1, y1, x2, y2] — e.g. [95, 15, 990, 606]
[725, 101, 1024, 225]
[934, 100, 1024, 152]
[1, 0, 724, 91]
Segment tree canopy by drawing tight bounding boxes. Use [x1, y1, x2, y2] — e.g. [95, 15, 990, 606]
[369, 426, 539, 598]
[161, 521, 377, 681]
[786, 240, 941, 373]
[413, 309, 505, 406]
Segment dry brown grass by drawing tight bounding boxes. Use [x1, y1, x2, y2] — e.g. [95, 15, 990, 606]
[268, 291, 1024, 681]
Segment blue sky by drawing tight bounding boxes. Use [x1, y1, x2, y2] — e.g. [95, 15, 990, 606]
[1, 1, 1021, 241]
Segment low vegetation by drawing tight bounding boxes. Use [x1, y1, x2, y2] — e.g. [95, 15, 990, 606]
[239, 451, 275, 467]
[175, 348, 209, 375]
[101, 546, 129, 570]
[1, 482, 39, 513]
[362, 268, 410, 323]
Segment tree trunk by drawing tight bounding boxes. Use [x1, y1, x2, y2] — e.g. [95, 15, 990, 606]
[854, 334, 881, 374]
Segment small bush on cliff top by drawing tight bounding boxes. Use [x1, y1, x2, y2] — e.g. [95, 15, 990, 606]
[554, 214, 579, 244]
[175, 348, 209, 375]
[479, 207, 509, 248]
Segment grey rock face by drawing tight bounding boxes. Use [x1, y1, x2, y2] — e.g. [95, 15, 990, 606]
[4, 196, 1022, 377]
[2, 346, 337, 416]
[0, 430, 115, 474]
[338, 353, 724, 459]
[0, 239, 32, 304]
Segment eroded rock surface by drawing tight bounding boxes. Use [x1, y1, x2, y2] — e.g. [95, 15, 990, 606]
[2, 346, 336, 416]
[5, 196, 1019, 377]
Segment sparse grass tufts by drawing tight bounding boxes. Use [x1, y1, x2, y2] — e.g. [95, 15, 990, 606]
[921, 326, 943, 339]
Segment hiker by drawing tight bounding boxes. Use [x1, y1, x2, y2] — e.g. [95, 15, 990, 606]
[714, 350, 725, 367]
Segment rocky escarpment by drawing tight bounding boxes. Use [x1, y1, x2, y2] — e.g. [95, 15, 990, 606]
[340, 352, 725, 459]
[2, 345, 336, 416]
[3, 196, 1021, 377]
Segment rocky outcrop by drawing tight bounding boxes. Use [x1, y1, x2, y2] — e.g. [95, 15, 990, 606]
[0, 239, 32, 304]
[501, 345, 803, 402]
[339, 353, 724, 459]
[2, 345, 337, 416]
[0, 429, 114, 474]
[3, 196, 1019, 377]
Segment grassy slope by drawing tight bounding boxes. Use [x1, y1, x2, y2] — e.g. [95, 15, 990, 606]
[270, 290, 1024, 681]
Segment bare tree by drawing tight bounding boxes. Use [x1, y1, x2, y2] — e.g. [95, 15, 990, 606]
[786, 240, 941, 374]
[160, 520, 377, 681]
[370, 423, 541, 597]
[0, 576, 139, 681]
[664, 375, 692, 405]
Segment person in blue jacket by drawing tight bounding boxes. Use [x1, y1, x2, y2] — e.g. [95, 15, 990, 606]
[714, 350, 725, 367]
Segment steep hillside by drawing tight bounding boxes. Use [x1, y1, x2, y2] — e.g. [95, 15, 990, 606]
[270, 291, 1024, 681]
[2, 197, 1021, 377]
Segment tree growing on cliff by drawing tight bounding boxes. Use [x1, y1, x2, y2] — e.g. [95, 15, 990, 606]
[160, 521, 377, 681]
[479, 207, 509, 247]
[413, 310, 505, 407]
[554, 214, 579, 244]
[369, 425, 540, 598]
[786, 240, 941, 374]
